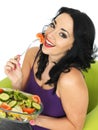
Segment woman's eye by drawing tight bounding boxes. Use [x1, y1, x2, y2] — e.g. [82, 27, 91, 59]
[49, 23, 55, 28]
[59, 32, 67, 38]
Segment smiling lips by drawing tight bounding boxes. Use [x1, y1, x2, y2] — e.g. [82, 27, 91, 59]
[44, 39, 55, 48]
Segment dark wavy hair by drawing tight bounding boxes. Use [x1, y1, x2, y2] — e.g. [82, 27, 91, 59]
[35, 7, 97, 89]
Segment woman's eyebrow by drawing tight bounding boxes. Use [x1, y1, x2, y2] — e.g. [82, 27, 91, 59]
[53, 19, 70, 37]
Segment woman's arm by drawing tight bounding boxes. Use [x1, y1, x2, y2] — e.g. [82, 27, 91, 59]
[57, 68, 88, 130]
[31, 115, 76, 130]
[4, 47, 39, 90]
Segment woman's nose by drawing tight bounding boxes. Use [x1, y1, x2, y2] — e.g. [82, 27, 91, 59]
[46, 29, 57, 40]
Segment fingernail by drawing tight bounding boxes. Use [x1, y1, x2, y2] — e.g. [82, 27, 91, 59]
[29, 120, 35, 125]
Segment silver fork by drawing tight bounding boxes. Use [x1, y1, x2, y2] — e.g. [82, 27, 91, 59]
[19, 39, 39, 56]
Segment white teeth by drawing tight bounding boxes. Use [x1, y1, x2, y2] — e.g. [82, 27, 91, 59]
[46, 40, 54, 46]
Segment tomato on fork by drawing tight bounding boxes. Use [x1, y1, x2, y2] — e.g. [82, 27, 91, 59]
[36, 33, 45, 44]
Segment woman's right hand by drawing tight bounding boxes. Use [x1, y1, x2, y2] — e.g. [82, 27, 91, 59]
[4, 55, 22, 89]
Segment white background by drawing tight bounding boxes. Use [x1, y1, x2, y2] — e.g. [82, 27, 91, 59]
[0, 0, 98, 80]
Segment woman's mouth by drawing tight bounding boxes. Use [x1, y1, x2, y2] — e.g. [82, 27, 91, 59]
[44, 39, 55, 48]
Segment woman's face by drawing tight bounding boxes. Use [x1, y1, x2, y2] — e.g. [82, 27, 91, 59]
[42, 13, 74, 61]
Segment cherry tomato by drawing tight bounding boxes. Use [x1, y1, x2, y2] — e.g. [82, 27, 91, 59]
[32, 95, 41, 104]
[0, 103, 12, 110]
[22, 107, 35, 114]
[36, 33, 45, 43]
[0, 88, 4, 93]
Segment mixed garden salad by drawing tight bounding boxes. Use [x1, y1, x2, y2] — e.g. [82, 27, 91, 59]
[0, 88, 43, 123]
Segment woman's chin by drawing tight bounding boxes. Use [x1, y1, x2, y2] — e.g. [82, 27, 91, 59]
[42, 46, 49, 54]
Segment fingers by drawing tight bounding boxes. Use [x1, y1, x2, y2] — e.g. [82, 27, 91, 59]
[7, 59, 18, 70]
[29, 120, 35, 126]
[14, 55, 21, 61]
[5, 55, 21, 73]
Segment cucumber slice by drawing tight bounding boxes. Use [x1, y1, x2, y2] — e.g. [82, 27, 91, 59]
[32, 102, 41, 110]
[0, 93, 10, 101]
[8, 100, 17, 108]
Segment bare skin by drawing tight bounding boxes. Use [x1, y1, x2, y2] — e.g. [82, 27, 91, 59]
[4, 13, 89, 130]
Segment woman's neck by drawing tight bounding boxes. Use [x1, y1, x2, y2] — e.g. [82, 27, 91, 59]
[48, 53, 65, 64]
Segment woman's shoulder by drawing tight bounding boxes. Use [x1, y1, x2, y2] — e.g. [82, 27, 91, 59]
[26, 47, 39, 56]
[60, 68, 83, 82]
[57, 67, 87, 94]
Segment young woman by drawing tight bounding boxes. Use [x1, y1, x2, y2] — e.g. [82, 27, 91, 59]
[4, 7, 96, 130]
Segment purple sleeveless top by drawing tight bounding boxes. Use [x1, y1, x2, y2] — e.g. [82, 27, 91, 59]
[24, 67, 66, 130]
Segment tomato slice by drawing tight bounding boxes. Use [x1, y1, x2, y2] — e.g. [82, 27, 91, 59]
[0, 103, 12, 110]
[36, 33, 45, 43]
[32, 95, 41, 104]
[22, 107, 35, 114]
[0, 88, 4, 93]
